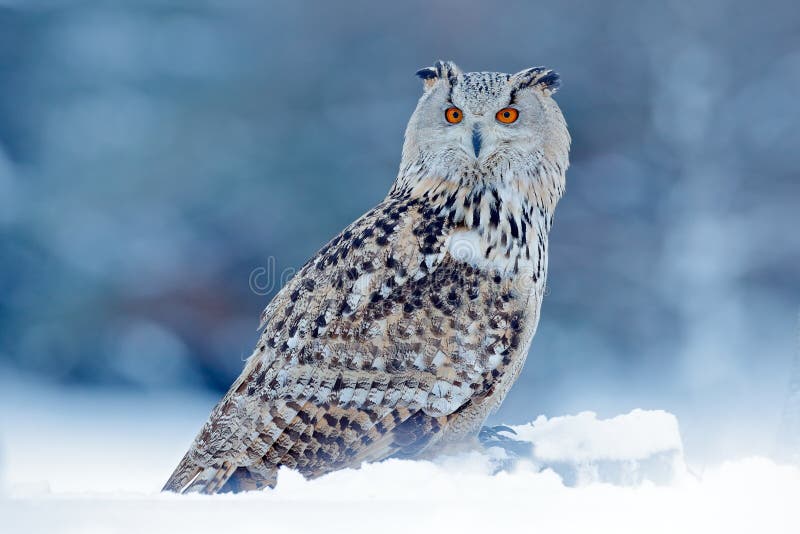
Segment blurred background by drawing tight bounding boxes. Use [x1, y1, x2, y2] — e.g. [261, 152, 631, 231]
[0, 0, 798, 466]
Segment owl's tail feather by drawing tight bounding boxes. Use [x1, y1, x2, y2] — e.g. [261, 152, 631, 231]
[188, 462, 238, 494]
[163, 452, 277, 494]
[162, 447, 239, 494]
[161, 450, 204, 493]
[162, 458, 235, 494]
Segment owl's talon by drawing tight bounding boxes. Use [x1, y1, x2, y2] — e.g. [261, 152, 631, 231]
[479, 425, 532, 458]
[479, 424, 517, 441]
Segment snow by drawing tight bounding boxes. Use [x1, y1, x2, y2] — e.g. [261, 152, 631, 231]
[1, 375, 799, 534]
[514, 409, 683, 462]
[509, 410, 685, 486]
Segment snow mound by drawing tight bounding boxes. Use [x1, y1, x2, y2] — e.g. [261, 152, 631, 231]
[514, 409, 683, 461]
[506, 409, 685, 485]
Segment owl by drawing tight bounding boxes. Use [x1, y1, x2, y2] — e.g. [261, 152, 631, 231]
[164, 60, 570, 493]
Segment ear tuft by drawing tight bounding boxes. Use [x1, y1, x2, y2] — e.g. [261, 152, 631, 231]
[415, 67, 438, 80]
[415, 60, 462, 90]
[511, 67, 561, 95]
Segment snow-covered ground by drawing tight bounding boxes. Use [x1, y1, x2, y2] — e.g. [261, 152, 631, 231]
[1, 374, 799, 534]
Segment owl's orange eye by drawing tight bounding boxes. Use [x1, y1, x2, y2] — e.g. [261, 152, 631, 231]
[496, 107, 519, 124]
[445, 107, 463, 124]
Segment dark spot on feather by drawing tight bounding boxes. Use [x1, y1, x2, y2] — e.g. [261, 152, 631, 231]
[490, 206, 500, 226]
[332, 376, 343, 391]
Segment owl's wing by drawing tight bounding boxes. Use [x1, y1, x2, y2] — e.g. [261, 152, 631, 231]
[165, 193, 511, 493]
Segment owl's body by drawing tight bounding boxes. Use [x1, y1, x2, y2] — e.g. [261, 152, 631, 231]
[164, 61, 569, 493]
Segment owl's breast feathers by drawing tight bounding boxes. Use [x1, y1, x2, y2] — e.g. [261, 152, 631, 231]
[164, 182, 549, 494]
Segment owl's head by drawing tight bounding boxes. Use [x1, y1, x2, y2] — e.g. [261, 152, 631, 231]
[398, 60, 569, 197]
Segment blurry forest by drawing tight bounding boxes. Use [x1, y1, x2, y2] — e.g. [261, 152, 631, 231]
[0, 0, 798, 462]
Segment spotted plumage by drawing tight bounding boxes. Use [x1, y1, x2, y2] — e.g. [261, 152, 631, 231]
[164, 60, 570, 493]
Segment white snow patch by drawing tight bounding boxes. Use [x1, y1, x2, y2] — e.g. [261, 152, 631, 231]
[2, 457, 800, 534]
[513, 409, 683, 462]
[507, 410, 685, 486]
[1, 373, 799, 534]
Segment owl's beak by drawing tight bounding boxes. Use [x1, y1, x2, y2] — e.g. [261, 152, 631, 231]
[471, 125, 482, 158]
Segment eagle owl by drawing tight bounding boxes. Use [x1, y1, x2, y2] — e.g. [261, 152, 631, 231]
[164, 60, 570, 493]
